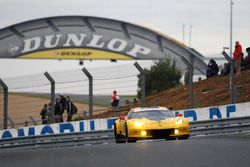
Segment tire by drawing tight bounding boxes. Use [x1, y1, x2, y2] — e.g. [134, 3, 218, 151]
[178, 135, 190, 140]
[114, 123, 126, 143]
[165, 137, 176, 141]
[127, 139, 137, 143]
[125, 123, 137, 143]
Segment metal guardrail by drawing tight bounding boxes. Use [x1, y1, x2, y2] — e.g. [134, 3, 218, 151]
[1, 116, 250, 150]
[190, 116, 250, 137]
[0, 130, 114, 150]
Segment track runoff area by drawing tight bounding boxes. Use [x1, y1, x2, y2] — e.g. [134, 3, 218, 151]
[0, 137, 250, 167]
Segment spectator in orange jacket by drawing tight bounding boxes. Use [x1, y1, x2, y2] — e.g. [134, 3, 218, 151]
[233, 41, 243, 75]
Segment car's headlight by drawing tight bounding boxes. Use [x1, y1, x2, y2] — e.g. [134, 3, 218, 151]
[134, 121, 143, 127]
[141, 131, 147, 136]
[176, 118, 183, 125]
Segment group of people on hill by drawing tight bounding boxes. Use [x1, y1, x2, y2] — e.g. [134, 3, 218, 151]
[40, 95, 78, 124]
[206, 41, 250, 79]
[40, 90, 132, 125]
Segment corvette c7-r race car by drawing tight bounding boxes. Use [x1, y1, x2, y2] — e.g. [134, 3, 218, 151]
[114, 107, 190, 143]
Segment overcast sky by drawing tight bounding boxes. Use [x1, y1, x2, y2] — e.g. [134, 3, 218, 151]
[0, 0, 249, 78]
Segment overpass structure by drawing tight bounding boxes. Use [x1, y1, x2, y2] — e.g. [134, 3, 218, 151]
[0, 16, 206, 74]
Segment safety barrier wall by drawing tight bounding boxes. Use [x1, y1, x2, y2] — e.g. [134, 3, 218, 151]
[175, 101, 250, 122]
[0, 102, 249, 139]
[0, 118, 117, 139]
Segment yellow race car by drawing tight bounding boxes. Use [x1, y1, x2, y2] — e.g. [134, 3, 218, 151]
[114, 107, 190, 143]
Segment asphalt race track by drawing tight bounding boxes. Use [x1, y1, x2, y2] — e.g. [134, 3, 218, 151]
[0, 137, 250, 167]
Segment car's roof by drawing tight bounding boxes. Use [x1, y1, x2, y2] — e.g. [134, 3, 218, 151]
[130, 107, 169, 112]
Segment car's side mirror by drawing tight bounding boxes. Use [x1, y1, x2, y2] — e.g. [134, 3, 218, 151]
[177, 113, 183, 117]
[119, 116, 126, 120]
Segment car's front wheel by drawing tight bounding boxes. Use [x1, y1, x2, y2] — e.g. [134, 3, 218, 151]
[125, 123, 137, 143]
[114, 123, 126, 143]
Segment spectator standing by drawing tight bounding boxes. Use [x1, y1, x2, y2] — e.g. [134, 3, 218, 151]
[59, 94, 67, 111]
[111, 90, 120, 111]
[55, 98, 64, 123]
[133, 98, 138, 105]
[233, 41, 243, 75]
[111, 90, 119, 106]
[40, 104, 48, 124]
[206, 59, 219, 78]
[66, 96, 74, 122]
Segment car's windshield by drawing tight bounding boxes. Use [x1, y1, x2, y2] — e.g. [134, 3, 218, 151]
[127, 110, 174, 120]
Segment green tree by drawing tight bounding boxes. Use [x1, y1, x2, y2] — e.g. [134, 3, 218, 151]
[137, 58, 182, 97]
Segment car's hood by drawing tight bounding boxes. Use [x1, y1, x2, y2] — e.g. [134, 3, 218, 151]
[131, 118, 176, 125]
